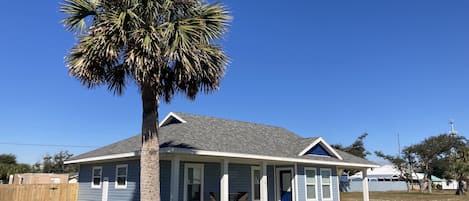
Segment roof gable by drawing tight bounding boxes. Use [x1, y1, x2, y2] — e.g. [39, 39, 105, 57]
[298, 137, 343, 160]
[305, 144, 331, 156]
[160, 112, 187, 127]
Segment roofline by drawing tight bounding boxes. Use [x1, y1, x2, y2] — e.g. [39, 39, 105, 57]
[159, 112, 187, 127]
[66, 148, 378, 168]
[162, 147, 377, 168]
[298, 137, 343, 160]
[64, 152, 139, 164]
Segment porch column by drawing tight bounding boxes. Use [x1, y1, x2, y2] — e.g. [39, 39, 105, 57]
[362, 168, 370, 201]
[221, 159, 229, 201]
[260, 162, 268, 201]
[170, 156, 180, 201]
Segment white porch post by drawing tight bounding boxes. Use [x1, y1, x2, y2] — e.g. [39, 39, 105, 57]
[170, 156, 180, 201]
[260, 162, 268, 201]
[362, 168, 370, 201]
[221, 159, 229, 201]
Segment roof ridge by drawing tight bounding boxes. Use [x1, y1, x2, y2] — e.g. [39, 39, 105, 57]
[172, 111, 300, 136]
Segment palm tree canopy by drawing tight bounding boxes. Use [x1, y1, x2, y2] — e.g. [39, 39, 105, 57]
[61, 0, 230, 102]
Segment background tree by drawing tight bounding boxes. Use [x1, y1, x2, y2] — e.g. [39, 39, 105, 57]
[442, 138, 469, 195]
[375, 150, 416, 192]
[36, 151, 78, 173]
[0, 154, 31, 183]
[61, 0, 230, 200]
[332, 133, 371, 175]
[405, 134, 465, 193]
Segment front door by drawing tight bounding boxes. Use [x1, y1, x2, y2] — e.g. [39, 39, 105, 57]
[279, 170, 292, 201]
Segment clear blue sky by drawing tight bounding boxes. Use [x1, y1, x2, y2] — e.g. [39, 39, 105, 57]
[1, 0, 469, 164]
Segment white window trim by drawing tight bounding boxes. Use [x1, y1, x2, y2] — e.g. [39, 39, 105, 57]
[304, 167, 318, 201]
[320, 168, 333, 201]
[251, 166, 261, 201]
[115, 164, 128, 189]
[91, 166, 102, 189]
[183, 163, 205, 201]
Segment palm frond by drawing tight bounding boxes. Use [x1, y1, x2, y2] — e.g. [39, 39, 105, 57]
[60, 0, 99, 33]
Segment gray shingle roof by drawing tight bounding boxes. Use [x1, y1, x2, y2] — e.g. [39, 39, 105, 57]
[69, 112, 376, 166]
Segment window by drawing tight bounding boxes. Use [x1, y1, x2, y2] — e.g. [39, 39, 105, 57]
[251, 167, 261, 201]
[115, 164, 128, 189]
[92, 166, 102, 188]
[184, 164, 204, 201]
[305, 168, 317, 201]
[320, 168, 332, 200]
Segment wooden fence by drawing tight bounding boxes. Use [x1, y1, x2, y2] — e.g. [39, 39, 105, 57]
[0, 184, 78, 201]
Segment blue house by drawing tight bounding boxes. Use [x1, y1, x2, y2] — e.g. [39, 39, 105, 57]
[65, 112, 378, 201]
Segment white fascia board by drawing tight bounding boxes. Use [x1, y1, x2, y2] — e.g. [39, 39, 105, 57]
[64, 152, 138, 164]
[298, 137, 343, 160]
[159, 112, 187, 127]
[65, 147, 378, 168]
[161, 147, 379, 168]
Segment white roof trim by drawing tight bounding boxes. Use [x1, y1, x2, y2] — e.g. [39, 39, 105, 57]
[65, 148, 378, 168]
[162, 147, 377, 168]
[159, 112, 187, 127]
[298, 137, 343, 160]
[64, 152, 138, 164]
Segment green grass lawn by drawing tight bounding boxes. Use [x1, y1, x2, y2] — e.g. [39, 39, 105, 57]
[340, 190, 469, 201]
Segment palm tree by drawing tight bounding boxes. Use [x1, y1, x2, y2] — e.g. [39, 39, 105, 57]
[60, 0, 230, 200]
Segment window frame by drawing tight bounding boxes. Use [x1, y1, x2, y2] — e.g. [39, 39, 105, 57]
[183, 163, 205, 201]
[251, 166, 261, 201]
[304, 167, 318, 201]
[91, 166, 102, 189]
[319, 168, 333, 200]
[115, 164, 128, 189]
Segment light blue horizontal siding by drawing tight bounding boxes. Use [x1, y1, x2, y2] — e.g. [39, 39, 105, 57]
[161, 160, 172, 201]
[78, 160, 171, 201]
[228, 163, 252, 198]
[296, 164, 305, 201]
[267, 165, 275, 201]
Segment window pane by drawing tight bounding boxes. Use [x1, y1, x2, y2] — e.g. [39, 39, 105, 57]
[306, 170, 316, 184]
[321, 170, 330, 184]
[254, 184, 260, 200]
[117, 167, 126, 176]
[254, 170, 260, 184]
[322, 185, 331, 198]
[117, 176, 126, 186]
[93, 178, 100, 186]
[93, 169, 101, 176]
[193, 167, 201, 184]
[187, 184, 201, 201]
[282, 173, 291, 191]
[188, 168, 194, 184]
[306, 185, 316, 199]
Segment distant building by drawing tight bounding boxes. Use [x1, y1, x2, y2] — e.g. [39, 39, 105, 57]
[8, 173, 69, 184]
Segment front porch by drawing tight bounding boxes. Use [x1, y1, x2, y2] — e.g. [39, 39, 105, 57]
[163, 154, 371, 201]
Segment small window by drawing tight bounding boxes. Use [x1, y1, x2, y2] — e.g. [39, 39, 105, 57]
[251, 167, 261, 201]
[320, 168, 332, 200]
[305, 168, 317, 201]
[115, 164, 128, 189]
[92, 166, 102, 188]
[184, 164, 204, 201]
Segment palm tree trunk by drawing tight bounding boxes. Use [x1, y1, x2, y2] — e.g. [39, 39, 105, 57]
[140, 85, 160, 201]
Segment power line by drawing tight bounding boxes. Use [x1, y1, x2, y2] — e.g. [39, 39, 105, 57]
[0, 142, 98, 148]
